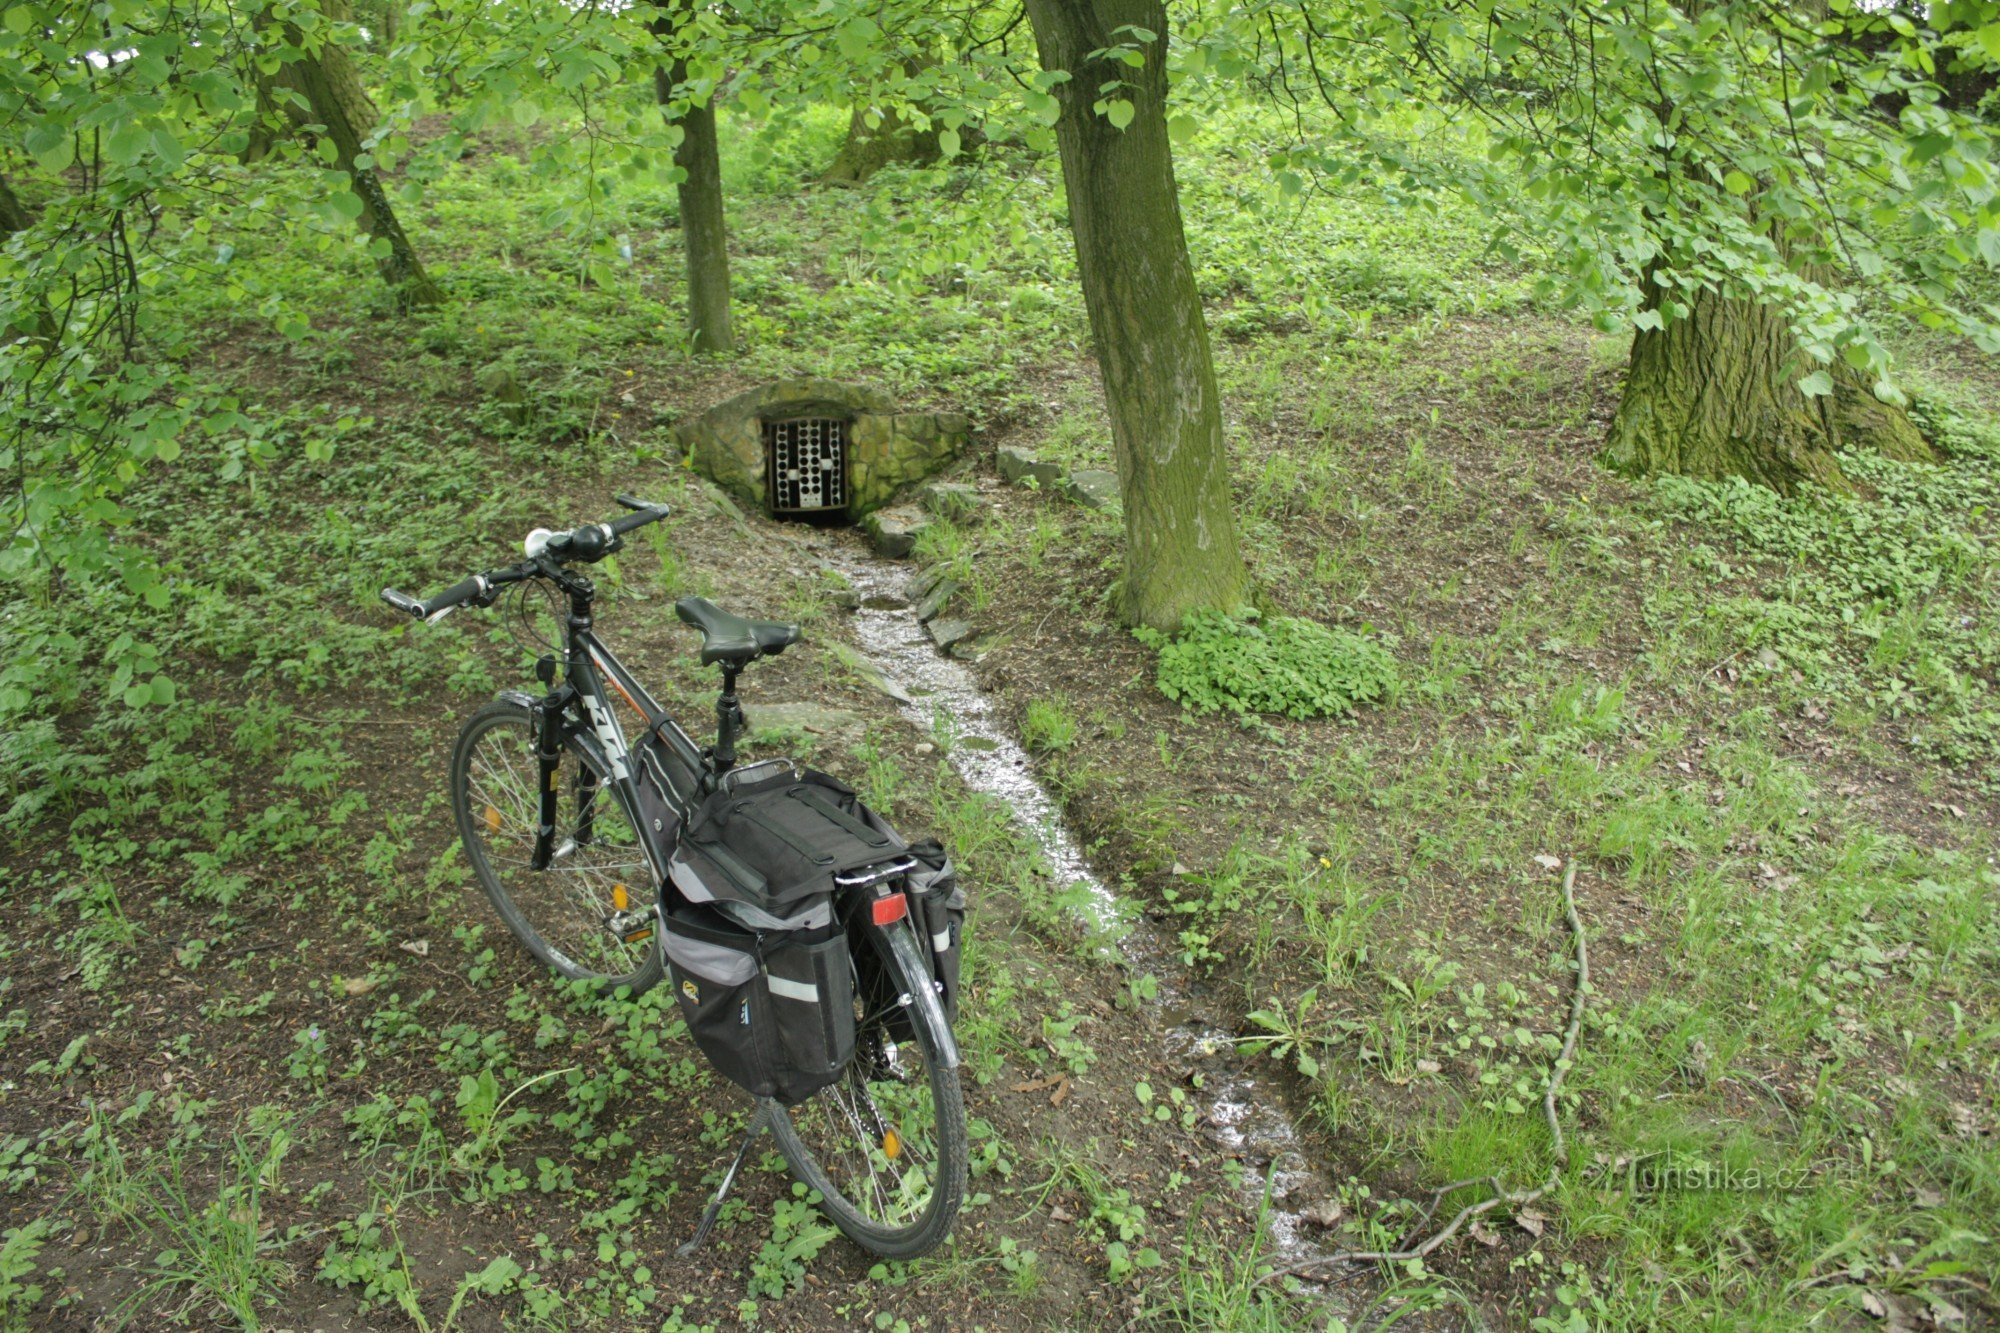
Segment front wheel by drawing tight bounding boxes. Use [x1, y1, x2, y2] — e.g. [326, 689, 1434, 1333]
[767, 920, 967, 1259]
[450, 699, 664, 995]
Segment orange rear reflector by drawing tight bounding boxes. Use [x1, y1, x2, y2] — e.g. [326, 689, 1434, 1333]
[870, 894, 908, 927]
[483, 805, 502, 834]
[613, 884, 630, 911]
[883, 1128, 902, 1160]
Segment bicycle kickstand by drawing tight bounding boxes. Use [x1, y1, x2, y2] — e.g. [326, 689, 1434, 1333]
[678, 1102, 768, 1258]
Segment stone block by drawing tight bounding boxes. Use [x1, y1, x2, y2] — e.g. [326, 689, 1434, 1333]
[1063, 469, 1122, 511]
[914, 578, 959, 623]
[927, 617, 974, 650]
[863, 504, 930, 558]
[998, 445, 1063, 487]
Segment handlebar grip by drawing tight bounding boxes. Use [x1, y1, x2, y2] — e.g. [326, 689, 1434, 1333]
[381, 588, 422, 617]
[424, 575, 488, 617]
[609, 501, 670, 536]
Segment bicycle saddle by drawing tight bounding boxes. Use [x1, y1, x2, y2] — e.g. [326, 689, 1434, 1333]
[674, 597, 801, 667]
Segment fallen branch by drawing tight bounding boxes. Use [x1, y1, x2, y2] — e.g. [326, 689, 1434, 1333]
[1278, 862, 1591, 1279]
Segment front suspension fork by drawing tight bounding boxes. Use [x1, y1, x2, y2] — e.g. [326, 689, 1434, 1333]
[529, 690, 570, 871]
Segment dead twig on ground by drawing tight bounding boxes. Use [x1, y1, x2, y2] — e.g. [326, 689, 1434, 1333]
[1273, 863, 1591, 1281]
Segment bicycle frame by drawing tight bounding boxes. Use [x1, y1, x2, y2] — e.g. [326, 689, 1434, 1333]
[523, 568, 712, 893]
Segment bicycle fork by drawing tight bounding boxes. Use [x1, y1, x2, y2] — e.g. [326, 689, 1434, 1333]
[529, 691, 569, 871]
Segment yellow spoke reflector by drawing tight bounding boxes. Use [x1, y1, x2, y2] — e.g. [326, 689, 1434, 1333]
[882, 1128, 903, 1161]
[613, 884, 631, 911]
[482, 805, 502, 834]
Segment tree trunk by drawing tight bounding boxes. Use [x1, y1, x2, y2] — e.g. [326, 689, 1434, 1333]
[1604, 278, 1931, 493]
[822, 101, 940, 185]
[651, 5, 733, 354]
[821, 59, 959, 186]
[275, 9, 438, 306]
[1022, 0, 1248, 630]
[0, 173, 56, 342]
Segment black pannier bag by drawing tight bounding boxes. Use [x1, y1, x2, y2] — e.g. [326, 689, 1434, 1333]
[662, 901, 856, 1105]
[661, 763, 906, 1104]
[675, 763, 907, 906]
[632, 725, 701, 853]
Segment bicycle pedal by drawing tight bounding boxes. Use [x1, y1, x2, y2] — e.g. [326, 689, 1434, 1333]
[606, 907, 657, 944]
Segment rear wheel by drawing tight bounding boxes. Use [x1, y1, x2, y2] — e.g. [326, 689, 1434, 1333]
[451, 699, 663, 994]
[767, 920, 966, 1259]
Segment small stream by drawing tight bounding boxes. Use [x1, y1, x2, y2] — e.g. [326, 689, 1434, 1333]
[799, 530, 1354, 1283]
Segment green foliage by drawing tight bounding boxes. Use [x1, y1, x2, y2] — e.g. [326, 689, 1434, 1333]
[1648, 396, 2000, 771]
[1235, 0, 2000, 387]
[0, 1219, 48, 1329]
[746, 1187, 837, 1299]
[1138, 612, 1399, 721]
[1020, 696, 1080, 753]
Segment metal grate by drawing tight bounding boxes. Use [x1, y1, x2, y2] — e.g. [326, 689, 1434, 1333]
[763, 417, 848, 514]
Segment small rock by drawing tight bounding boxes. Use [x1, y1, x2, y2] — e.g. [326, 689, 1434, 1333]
[342, 976, 377, 997]
[749, 703, 865, 743]
[997, 445, 1063, 487]
[950, 634, 998, 663]
[928, 618, 974, 650]
[910, 564, 950, 599]
[828, 586, 860, 611]
[914, 579, 959, 624]
[828, 642, 913, 704]
[1062, 469, 1121, 511]
[862, 504, 930, 558]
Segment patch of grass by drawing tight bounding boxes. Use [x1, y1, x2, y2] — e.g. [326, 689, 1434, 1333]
[1020, 695, 1079, 753]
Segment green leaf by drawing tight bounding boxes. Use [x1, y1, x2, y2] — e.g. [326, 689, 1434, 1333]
[150, 676, 176, 706]
[1980, 24, 2000, 61]
[105, 123, 148, 166]
[835, 15, 880, 61]
[1797, 370, 1835, 398]
[1722, 169, 1755, 195]
[1104, 98, 1134, 130]
[150, 129, 184, 170]
[1167, 113, 1197, 144]
[3, 5, 32, 34]
[938, 128, 960, 159]
[26, 125, 72, 173]
[329, 190, 364, 222]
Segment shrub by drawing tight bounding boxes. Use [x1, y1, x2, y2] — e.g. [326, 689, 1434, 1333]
[1136, 611, 1399, 720]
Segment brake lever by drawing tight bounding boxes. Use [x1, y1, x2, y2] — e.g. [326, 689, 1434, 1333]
[426, 603, 462, 624]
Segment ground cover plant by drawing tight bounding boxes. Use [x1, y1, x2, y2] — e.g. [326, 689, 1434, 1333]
[3, 1, 1998, 1328]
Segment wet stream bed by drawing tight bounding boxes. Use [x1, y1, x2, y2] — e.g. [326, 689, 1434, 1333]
[791, 528, 1357, 1284]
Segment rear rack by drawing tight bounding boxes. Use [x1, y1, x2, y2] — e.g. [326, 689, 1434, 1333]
[835, 858, 917, 889]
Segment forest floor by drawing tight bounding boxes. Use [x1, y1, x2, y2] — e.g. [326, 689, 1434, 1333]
[2, 109, 1997, 1331]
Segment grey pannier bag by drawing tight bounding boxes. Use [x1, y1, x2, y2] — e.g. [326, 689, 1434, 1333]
[660, 764, 907, 1104]
[661, 901, 856, 1105]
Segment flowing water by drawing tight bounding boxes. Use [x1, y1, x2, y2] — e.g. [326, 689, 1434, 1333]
[802, 531, 1352, 1279]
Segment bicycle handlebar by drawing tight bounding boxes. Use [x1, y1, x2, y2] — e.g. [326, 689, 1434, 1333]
[379, 497, 671, 621]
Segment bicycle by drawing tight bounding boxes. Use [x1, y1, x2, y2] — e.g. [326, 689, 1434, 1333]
[381, 495, 966, 1259]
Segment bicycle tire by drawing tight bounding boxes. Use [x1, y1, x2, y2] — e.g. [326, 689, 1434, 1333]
[766, 920, 967, 1259]
[451, 699, 665, 995]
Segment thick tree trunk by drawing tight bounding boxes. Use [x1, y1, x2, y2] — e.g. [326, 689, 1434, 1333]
[1605, 279, 1931, 493]
[651, 5, 733, 354]
[822, 102, 940, 185]
[1022, 0, 1249, 630]
[274, 8, 438, 306]
[0, 174, 56, 342]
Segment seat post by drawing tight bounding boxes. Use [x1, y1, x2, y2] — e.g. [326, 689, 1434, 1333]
[713, 664, 743, 773]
